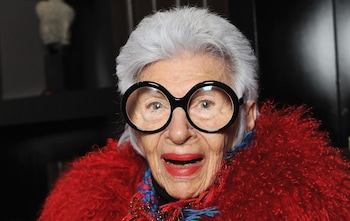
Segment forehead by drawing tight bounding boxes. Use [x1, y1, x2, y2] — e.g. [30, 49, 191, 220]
[138, 53, 230, 96]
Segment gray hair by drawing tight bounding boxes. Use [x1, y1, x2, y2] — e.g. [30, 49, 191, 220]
[116, 6, 259, 156]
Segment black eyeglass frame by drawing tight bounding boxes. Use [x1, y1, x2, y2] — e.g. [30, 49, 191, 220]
[121, 80, 244, 134]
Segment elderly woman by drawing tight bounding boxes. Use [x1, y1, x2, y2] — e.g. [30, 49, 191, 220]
[38, 7, 350, 220]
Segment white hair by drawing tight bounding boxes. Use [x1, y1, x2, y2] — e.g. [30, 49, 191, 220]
[116, 6, 259, 156]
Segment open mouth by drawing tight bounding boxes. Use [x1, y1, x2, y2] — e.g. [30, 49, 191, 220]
[161, 153, 204, 176]
[164, 158, 203, 167]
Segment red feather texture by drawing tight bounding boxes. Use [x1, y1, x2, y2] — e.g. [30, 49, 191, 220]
[37, 101, 350, 220]
[38, 138, 147, 220]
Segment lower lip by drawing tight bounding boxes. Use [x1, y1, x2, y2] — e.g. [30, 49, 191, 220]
[163, 161, 203, 177]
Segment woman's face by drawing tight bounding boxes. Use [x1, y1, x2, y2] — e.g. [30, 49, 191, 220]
[136, 52, 235, 199]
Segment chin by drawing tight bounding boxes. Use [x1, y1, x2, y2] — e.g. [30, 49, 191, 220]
[165, 181, 207, 199]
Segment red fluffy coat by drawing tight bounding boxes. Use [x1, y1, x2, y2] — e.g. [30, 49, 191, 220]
[37, 101, 350, 220]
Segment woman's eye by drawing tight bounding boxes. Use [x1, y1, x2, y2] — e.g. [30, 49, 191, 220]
[150, 102, 162, 110]
[200, 100, 212, 109]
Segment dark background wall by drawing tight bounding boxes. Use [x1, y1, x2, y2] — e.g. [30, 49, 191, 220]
[0, 0, 349, 220]
[255, 0, 350, 149]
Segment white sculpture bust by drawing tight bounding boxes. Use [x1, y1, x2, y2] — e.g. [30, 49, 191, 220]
[36, 0, 75, 47]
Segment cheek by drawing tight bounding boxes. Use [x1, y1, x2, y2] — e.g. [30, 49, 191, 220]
[137, 134, 160, 154]
[207, 133, 227, 155]
[224, 126, 239, 151]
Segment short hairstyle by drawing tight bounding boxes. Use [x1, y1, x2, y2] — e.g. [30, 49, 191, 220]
[116, 6, 259, 155]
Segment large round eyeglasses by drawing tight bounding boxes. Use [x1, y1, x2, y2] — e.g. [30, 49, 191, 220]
[121, 81, 243, 133]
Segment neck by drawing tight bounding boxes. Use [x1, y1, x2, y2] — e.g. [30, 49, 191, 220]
[151, 175, 177, 206]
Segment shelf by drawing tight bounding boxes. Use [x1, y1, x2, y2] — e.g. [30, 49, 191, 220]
[0, 88, 120, 126]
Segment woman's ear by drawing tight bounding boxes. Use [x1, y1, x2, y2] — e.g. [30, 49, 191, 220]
[245, 101, 257, 131]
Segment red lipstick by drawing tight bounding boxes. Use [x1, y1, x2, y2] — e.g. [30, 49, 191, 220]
[162, 153, 204, 177]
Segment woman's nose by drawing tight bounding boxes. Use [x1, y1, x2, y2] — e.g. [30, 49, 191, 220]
[167, 108, 193, 144]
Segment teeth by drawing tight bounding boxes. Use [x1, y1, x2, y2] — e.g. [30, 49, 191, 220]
[165, 158, 202, 167]
[165, 161, 193, 168]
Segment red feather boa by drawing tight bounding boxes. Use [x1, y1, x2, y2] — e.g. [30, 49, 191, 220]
[37, 101, 350, 220]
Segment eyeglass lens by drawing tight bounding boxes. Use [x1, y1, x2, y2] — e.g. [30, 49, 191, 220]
[188, 85, 234, 132]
